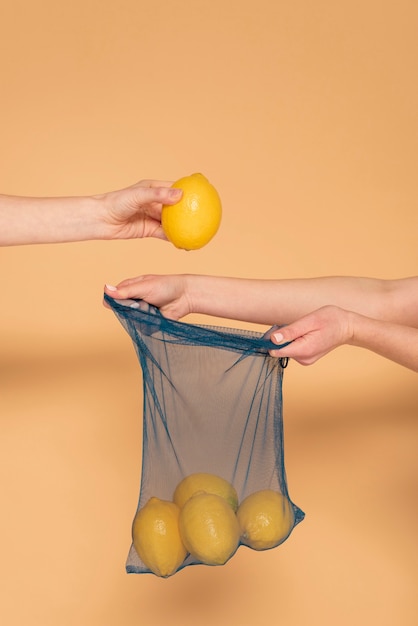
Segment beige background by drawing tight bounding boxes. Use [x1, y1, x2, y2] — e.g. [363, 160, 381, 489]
[0, 1, 417, 625]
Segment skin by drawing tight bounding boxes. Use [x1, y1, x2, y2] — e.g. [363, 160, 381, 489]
[104, 274, 418, 372]
[0, 179, 182, 245]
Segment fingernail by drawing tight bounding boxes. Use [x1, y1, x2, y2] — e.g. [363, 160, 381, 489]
[105, 284, 117, 291]
[169, 188, 182, 199]
[273, 332, 284, 343]
[130, 302, 140, 309]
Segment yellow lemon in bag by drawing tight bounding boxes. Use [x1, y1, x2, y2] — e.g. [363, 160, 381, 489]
[173, 472, 239, 512]
[162, 173, 222, 250]
[237, 489, 295, 551]
[179, 492, 240, 566]
[132, 497, 187, 577]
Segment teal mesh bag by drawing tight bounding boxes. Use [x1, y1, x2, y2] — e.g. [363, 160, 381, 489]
[104, 294, 304, 576]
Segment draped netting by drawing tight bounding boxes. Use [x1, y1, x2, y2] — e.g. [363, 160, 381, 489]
[105, 294, 304, 574]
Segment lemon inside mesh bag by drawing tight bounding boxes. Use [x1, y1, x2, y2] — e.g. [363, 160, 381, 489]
[104, 294, 304, 575]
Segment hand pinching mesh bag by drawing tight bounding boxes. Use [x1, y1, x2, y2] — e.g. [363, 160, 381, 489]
[105, 294, 304, 577]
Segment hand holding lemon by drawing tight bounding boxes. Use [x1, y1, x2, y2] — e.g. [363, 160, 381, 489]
[162, 173, 222, 250]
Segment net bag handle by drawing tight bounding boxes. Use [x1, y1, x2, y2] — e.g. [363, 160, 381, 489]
[104, 294, 291, 369]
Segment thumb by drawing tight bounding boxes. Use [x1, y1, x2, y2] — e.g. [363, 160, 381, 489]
[270, 317, 311, 346]
[270, 325, 294, 347]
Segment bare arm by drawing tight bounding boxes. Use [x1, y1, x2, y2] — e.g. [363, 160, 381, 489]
[105, 274, 418, 328]
[0, 194, 101, 245]
[104, 273, 418, 371]
[269, 305, 418, 371]
[0, 181, 182, 245]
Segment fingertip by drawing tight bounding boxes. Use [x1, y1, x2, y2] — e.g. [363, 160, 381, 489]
[168, 188, 183, 202]
[272, 332, 284, 345]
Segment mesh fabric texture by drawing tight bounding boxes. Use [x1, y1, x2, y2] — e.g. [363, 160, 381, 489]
[105, 294, 304, 574]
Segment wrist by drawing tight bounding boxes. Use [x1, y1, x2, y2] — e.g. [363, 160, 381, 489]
[345, 309, 357, 345]
[183, 274, 200, 315]
[181, 274, 217, 316]
[346, 309, 376, 350]
[88, 193, 115, 240]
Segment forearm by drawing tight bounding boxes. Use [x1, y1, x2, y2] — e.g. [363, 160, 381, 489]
[0, 194, 104, 245]
[186, 275, 417, 326]
[348, 311, 418, 372]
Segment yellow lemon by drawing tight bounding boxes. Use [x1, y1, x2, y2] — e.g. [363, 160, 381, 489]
[132, 497, 187, 577]
[237, 490, 295, 551]
[173, 472, 239, 512]
[179, 492, 240, 566]
[162, 173, 222, 250]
